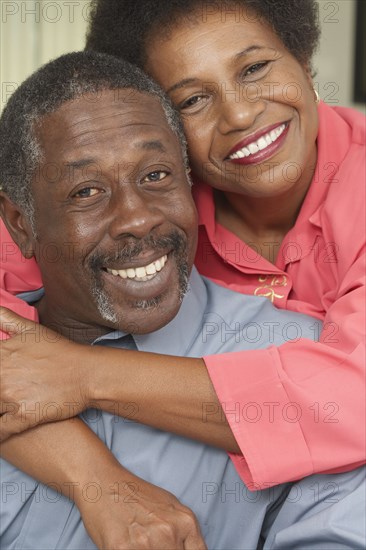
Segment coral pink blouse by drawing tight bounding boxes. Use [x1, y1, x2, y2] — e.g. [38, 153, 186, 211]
[1, 102, 365, 487]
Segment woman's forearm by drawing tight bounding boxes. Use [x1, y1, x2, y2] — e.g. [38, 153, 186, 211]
[86, 345, 240, 453]
[0, 310, 239, 453]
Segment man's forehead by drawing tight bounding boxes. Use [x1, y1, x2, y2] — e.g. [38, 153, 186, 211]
[39, 89, 170, 135]
[36, 89, 177, 155]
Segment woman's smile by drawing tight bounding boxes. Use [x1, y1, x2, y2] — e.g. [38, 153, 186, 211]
[226, 121, 289, 164]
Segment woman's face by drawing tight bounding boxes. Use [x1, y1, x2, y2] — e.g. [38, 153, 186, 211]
[145, 9, 319, 199]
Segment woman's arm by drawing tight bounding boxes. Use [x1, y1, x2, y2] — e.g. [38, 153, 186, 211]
[2, 259, 365, 489]
[0, 307, 240, 452]
[1, 418, 206, 549]
[203, 254, 366, 486]
[1, 219, 365, 487]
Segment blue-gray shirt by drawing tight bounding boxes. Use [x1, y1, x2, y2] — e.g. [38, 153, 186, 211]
[1, 269, 365, 549]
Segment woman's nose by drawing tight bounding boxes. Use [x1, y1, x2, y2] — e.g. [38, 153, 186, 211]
[216, 83, 265, 134]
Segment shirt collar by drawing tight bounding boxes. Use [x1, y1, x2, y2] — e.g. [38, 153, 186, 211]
[132, 267, 207, 354]
[17, 287, 45, 303]
[95, 267, 207, 353]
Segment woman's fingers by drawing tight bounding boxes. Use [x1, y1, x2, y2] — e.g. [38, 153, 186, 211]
[0, 306, 38, 336]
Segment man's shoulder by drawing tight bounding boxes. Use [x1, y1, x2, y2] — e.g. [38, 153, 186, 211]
[194, 274, 319, 354]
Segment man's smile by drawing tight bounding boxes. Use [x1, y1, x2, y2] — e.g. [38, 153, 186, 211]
[105, 253, 168, 281]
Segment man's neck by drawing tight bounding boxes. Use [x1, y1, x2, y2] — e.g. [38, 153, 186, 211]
[35, 299, 115, 344]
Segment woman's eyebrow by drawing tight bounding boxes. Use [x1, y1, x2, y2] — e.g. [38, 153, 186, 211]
[166, 78, 200, 94]
[166, 46, 268, 94]
[235, 45, 277, 59]
[234, 45, 265, 60]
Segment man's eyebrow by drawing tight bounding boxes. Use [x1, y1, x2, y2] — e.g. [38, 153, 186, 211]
[64, 158, 97, 170]
[166, 46, 265, 94]
[140, 140, 168, 153]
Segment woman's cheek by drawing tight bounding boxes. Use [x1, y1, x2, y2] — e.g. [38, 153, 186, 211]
[185, 122, 211, 166]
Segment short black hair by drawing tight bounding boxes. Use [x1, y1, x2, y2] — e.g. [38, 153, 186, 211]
[0, 50, 187, 222]
[86, 0, 320, 70]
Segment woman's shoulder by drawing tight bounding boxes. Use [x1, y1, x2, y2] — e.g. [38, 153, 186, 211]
[315, 105, 365, 259]
[330, 105, 365, 146]
[318, 103, 365, 191]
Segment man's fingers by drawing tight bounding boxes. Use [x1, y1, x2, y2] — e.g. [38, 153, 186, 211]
[0, 306, 37, 336]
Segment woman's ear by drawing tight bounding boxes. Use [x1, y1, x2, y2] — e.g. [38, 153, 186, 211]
[0, 192, 36, 259]
[304, 62, 315, 88]
[303, 62, 320, 104]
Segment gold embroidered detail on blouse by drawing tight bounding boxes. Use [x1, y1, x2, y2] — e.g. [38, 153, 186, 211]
[254, 275, 288, 303]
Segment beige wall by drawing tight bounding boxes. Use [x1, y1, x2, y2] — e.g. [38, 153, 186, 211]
[1, 0, 365, 112]
[314, 0, 364, 111]
[1, 0, 90, 111]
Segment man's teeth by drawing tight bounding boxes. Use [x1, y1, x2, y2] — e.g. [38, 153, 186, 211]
[229, 124, 286, 159]
[106, 254, 168, 281]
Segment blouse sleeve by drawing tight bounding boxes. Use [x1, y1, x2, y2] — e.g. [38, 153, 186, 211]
[0, 220, 41, 338]
[204, 250, 365, 487]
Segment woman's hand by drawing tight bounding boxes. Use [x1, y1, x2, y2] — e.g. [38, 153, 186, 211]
[0, 307, 91, 440]
[77, 471, 207, 550]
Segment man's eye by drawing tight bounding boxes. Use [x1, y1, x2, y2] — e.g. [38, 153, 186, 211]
[73, 187, 101, 198]
[143, 171, 168, 182]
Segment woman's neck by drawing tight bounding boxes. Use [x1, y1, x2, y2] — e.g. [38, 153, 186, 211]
[214, 176, 312, 263]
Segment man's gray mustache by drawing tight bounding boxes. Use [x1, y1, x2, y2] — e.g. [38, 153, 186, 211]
[89, 232, 186, 270]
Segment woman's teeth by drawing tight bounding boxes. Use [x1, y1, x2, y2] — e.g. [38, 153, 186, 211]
[106, 254, 168, 281]
[229, 124, 286, 159]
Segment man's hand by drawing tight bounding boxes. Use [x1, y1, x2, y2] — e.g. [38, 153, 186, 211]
[77, 470, 207, 550]
[0, 307, 89, 440]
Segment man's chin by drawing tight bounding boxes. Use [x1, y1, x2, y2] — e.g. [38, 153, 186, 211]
[112, 287, 184, 335]
[93, 255, 190, 335]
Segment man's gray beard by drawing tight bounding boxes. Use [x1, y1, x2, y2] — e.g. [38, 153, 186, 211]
[134, 260, 189, 311]
[91, 284, 118, 325]
[90, 244, 190, 328]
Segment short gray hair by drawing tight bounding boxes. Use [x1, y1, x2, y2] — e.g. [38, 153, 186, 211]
[0, 51, 188, 223]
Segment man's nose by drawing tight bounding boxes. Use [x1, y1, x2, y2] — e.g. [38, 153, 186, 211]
[216, 84, 265, 135]
[107, 188, 165, 240]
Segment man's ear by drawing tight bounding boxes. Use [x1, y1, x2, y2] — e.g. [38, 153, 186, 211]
[0, 192, 36, 259]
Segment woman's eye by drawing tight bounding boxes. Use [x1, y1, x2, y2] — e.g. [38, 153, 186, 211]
[180, 95, 207, 111]
[73, 187, 102, 198]
[143, 171, 168, 182]
[244, 62, 269, 77]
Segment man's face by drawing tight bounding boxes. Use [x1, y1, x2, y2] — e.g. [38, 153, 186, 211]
[28, 89, 197, 341]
